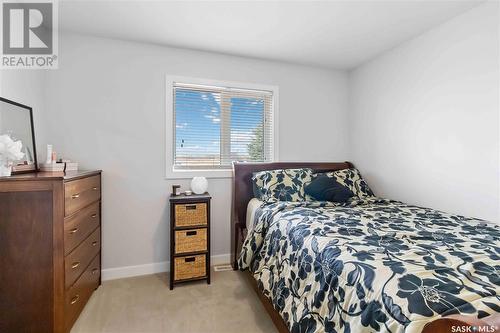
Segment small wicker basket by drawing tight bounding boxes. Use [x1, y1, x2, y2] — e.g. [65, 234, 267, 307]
[175, 203, 207, 227]
[174, 255, 206, 281]
[175, 228, 207, 254]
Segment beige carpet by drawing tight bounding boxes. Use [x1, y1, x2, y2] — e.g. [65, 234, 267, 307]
[71, 270, 278, 333]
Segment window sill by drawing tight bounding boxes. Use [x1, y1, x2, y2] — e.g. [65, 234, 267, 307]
[165, 168, 233, 179]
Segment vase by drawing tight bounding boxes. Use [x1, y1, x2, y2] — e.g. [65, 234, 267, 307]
[0, 161, 12, 177]
[191, 177, 208, 195]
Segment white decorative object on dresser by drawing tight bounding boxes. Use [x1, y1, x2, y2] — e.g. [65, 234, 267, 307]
[191, 176, 208, 194]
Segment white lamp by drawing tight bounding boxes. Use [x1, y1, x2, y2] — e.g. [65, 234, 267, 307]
[191, 177, 208, 195]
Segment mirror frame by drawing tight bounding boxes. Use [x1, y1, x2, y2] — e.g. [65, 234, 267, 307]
[0, 97, 38, 174]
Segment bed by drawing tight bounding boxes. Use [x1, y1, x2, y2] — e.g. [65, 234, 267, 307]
[231, 162, 500, 333]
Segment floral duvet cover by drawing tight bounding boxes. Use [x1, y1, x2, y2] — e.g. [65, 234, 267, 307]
[238, 198, 500, 333]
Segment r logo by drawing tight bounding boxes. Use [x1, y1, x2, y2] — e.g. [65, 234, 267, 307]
[2, 2, 52, 54]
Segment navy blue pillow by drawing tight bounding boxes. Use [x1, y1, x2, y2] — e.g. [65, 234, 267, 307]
[305, 175, 353, 202]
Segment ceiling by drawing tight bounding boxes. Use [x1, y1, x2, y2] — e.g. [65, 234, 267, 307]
[59, 0, 483, 69]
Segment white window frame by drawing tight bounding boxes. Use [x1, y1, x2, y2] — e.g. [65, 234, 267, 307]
[166, 75, 279, 179]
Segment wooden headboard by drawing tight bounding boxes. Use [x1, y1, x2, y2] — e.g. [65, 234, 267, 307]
[230, 161, 353, 268]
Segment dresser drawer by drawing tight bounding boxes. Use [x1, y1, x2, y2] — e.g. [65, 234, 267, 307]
[174, 203, 207, 227]
[65, 254, 100, 331]
[65, 175, 101, 216]
[64, 202, 100, 255]
[174, 254, 206, 281]
[175, 228, 207, 254]
[65, 228, 100, 289]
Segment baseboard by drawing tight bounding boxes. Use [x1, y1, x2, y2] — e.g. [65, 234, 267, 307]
[101, 261, 169, 281]
[101, 253, 231, 281]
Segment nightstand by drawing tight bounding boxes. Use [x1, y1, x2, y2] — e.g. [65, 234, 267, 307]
[169, 193, 211, 290]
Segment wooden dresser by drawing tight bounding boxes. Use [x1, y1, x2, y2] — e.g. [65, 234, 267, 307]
[169, 193, 211, 290]
[0, 170, 102, 333]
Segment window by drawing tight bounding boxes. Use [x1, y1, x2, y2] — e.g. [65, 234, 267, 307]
[167, 77, 278, 178]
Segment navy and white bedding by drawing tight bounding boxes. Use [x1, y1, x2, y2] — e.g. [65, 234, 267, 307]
[238, 198, 500, 333]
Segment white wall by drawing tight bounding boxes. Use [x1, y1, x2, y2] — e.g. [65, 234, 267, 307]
[0, 70, 47, 155]
[43, 33, 350, 273]
[349, 2, 499, 221]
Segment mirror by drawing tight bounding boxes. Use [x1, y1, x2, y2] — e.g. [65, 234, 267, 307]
[0, 97, 38, 173]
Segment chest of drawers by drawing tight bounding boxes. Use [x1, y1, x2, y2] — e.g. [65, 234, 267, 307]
[0, 170, 102, 333]
[169, 193, 211, 289]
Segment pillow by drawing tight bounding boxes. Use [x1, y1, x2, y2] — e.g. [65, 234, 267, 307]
[304, 174, 353, 202]
[323, 168, 374, 198]
[252, 168, 313, 202]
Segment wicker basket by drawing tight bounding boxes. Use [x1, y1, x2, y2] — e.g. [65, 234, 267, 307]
[175, 203, 207, 227]
[175, 228, 207, 254]
[174, 255, 206, 281]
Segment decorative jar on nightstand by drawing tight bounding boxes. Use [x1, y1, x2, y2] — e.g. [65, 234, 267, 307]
[169, 193, 211, 290]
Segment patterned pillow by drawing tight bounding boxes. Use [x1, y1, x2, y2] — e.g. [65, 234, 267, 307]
[252, 168, 313, 202]
[321, 168, 374, 198]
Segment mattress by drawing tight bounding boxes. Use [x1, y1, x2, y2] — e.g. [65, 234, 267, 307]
[239, 197, 500, 333]
[246, 198, 263, 233]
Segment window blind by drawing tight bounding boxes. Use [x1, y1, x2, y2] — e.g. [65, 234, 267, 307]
[173, 82, 274, 170]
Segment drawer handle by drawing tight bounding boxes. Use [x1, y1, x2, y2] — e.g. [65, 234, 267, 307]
[92, 241, 98, 246]
[92, 268, 99, 275]
[71, 262, 80, 269]
[185, 205, 197, 210]
[70, 295, 80, 305]
[92, 187, 98, 191]
[185, 257, 195, 263]
[71, 193, 80, 199]
[69, 228, 78, 234]
[91, 213, 97, 218]
[186, 231, 197, 236]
